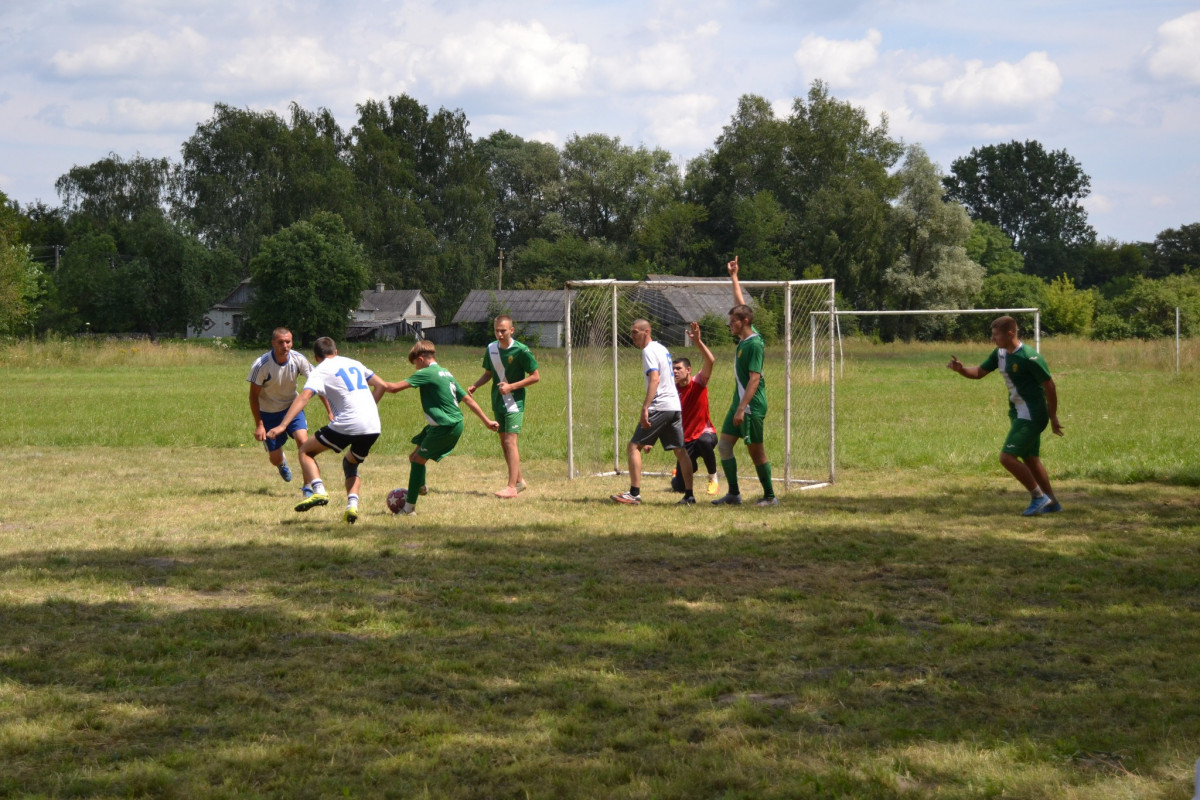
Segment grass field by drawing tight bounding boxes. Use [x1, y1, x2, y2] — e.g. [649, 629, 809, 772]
[1, 336, 1199, 798]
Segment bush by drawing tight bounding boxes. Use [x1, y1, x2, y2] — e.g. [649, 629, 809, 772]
[1042, 274, 1094, 335]
[696, 313, 733, 346]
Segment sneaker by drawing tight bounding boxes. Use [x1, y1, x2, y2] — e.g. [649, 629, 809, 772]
[278, 463, 293, 482]
[515, 480, 527, 493]
[494, 486, 519, 499]
[676, 495, 696, 506]
[610, 491, 642, 505]
[755, 496, 779, 507]
[711, 493, 742, 506]
[706, 475, 720, 496]
[344, 506, 359, 524]
[294, 493, 329, 512]
[1042, 500, 1063, 514]
[419, 485, 429, 496]
[1022, 495, 1053, 516]
[398, 504, 416, 516]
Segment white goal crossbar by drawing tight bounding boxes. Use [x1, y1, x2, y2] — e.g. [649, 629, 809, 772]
[566, 278, 837, 491]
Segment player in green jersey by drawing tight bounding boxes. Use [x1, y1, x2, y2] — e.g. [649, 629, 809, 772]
[381, 340, 500, 515]
[712, 256, 778, 507]
[468, 315, 541, 499]
[948, 315, 1065, 516]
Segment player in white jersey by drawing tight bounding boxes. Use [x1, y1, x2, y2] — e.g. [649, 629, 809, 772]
[247, 328, 331, 484]
[266, 337, 404, 524]
[609, 318, 696, 506]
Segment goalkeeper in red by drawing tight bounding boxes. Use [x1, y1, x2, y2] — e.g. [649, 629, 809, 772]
[948, 315, 1064, 516]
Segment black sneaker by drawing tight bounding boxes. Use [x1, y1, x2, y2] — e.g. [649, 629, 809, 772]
[676, 495, 696, 506]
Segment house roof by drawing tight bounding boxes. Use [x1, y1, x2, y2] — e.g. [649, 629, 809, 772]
[212, 277, 254, 310]
[452, 290, 572, 324]
[637, 275, 737, 325]
[359, 288, 424, 316]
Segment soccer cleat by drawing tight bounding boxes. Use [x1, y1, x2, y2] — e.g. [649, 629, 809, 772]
[294, 492, 329, 512]
[1022, 495, 1053, 516]
[344, 506, 359, 524]
[278, 463, 293, 482]
[398, 504, 416, 516]
[610, 491, 642, 505]
[1042, 500, 1063, 514]
[711, 493, 742, 506]
[494, 486, 519, 499]
[755, 496, 779, 507]
[706, 475, 719, 495]
[676, 495, 696, 506]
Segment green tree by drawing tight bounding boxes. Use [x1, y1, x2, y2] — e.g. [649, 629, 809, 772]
[1078, 238, 1151, 294]
[55, 153, 175, 226]
[0, 193, 43, 335]
[1150, 222, 1200, 278]
[882, 146, 984, 340]
[974, 272, 1049, 311]
[965, 220, 1024, 276]
[1042, 274, 1094, 335]
[244, 212, 370, 345]
[943, 140, 1095, 280]
[1101, 274, 1200, 338]
[475, 130, 562, 252]
[632, 200, 710, 276]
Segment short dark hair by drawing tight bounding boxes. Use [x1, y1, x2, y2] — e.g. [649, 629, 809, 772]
[991, 315, 1018, 334]
[672, 357, 692, 370]
[729, 304, 754, 323]
[313, 337, 337, 359]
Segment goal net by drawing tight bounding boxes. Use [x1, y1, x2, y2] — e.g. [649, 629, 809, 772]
[564, 277, 837, 490]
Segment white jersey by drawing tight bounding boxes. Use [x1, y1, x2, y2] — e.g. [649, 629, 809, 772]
[247, 349, 315, 413]
[642, 340, 681, 413]
[301, 355, 381, 436]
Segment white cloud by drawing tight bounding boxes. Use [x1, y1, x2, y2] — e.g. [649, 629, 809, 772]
[642, 93, 721, 153]
[604, 40, 695, 92]
[221, 36, 347, 92]
[1084, 194, 1114, 215]
[1150, 194, 1173, 208]
[36, 97, 212, 133]
[51, 26, 207, 78]
[420, 20, 590, 100]
[1145, 11, 1200, 84]
[793, 29, 881, 87]
[940, 52, 1061, 110]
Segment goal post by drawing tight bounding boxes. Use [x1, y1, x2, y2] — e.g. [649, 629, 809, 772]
[565, 277, 837, 490]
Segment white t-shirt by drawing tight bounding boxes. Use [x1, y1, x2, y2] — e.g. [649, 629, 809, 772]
[247, 349, 315, 413]
[302, 355, 381, 435]
[642, 340, 681, 413]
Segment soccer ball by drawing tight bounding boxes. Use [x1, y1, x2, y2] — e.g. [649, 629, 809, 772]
[386, 488, 408, 514]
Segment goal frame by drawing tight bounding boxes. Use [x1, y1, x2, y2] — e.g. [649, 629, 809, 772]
[564, 278, 838, 491]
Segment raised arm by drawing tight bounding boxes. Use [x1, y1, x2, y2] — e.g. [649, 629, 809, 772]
[727, 255, 746, 307]
[689, 321, 715, 387]
[947, 356, 991, 380]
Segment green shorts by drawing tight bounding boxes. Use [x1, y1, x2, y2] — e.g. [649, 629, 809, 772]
[1002, 417, 1048, 459]
[412, 421, 464, 462]
[720, 405, 766, 445]
[494, 407, 524, 435]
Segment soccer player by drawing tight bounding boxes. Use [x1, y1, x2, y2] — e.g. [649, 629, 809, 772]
[247, 327, 332, 487]
[670, 320, 720, 496]
[610, 318, 696, 506]
[383, 340, 500, 516]
[265, 337, 399, 524]
[947, 315, 1065, 516]
[713, 256, 778, 507]
[467, 315, 540, 499]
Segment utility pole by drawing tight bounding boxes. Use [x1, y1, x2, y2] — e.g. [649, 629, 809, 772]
[497, 249, 505, 290]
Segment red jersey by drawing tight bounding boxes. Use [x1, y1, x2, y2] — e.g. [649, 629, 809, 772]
[677, 377, 715, 442]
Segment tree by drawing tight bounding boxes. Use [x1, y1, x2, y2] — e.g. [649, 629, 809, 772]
[1150, 223, 1200, 278]
[1042, 274, 1094, 335]
[882, 145, 983, 338]
[965, 221, 1024, 276]
[975, 272, 1049, 312]
[475, 130, 562, 252]
[0, 193, 43, 335]
[55, 153, 175, 227]
[943, 140, 1095, 279]
[244, 212, 370, 345]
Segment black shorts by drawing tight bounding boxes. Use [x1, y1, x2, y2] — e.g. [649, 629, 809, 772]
[315, 427, 380, 462]
[685, 431, 718, 470]
[629, 409, 685, 451]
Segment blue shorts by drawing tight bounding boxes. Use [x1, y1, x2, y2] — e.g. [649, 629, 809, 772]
[261, 409, 307, 453]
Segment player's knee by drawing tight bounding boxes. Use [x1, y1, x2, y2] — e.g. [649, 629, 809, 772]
[718, 438, 735, 460]
[342, 457, 360, 480]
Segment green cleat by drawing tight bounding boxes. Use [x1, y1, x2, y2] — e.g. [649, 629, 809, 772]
[294, 493, 329, 512]
[344, 506, 359, 524]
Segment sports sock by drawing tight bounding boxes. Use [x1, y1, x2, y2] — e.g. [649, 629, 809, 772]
[347, 493, 359, 510]
[1032, 489, 1045, 498]
[407, 463, 427, 505]
[721, 458, 739, 496]
[756, 462, 774, 498]
[629, 486, 641, 497]
[310, 479, 325, 496]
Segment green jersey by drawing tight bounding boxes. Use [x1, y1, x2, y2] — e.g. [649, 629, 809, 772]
[482, 340, 538, 414]
[407, 362, 467, 427]
[980, 343, 1052, 422]
[731, 331, 768, 417]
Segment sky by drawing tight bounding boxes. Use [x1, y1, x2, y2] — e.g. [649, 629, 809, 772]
[1, 0, 1198, 244]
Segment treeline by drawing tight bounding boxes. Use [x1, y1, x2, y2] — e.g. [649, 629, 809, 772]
[2, 82, 1198, 342]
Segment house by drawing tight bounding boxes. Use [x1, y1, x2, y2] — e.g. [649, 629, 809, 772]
[450, 289, 572, 348]
[187, 280, 436, 341]
[633, 275, 738, 344]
